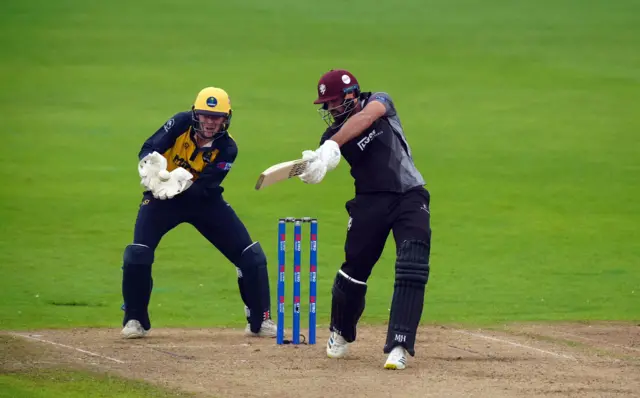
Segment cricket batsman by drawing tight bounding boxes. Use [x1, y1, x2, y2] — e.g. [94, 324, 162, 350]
[298, 69, 432, 369]
[120, 87, 276, 339]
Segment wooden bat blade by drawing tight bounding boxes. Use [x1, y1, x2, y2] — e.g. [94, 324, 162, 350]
[255, 159, 309, 190]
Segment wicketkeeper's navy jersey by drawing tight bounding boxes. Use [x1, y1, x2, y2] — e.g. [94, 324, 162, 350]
[139, 111, 237, 196]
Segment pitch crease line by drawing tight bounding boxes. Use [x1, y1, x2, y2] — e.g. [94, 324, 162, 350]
[10, 333, 125, 364]
[455, 330, 577, 360]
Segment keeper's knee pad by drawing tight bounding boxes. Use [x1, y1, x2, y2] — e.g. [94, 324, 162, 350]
[123, 243, 154, 267]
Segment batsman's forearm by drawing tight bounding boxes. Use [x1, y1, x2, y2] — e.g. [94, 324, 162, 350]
[329, 113, 376, 147]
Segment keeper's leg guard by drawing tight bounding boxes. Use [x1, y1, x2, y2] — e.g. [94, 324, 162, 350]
[237, 242, 272, 334]
[122, 243, 154, 331]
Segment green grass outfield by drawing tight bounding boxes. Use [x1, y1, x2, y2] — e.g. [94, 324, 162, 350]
[1, 0, 639, 395]
[0, 369, 193, 398]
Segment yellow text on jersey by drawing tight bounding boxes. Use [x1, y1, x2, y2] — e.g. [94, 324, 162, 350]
[162, 129, 219, 180]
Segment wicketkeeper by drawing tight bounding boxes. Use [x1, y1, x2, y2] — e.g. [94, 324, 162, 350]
[120, 87, 276, 339]
[298, 69, 432, 370]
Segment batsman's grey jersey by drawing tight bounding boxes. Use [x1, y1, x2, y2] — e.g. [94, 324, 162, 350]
[320, 91, 425, 194]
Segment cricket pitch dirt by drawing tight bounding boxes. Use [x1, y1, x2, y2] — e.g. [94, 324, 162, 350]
[3, 322, 639, 397]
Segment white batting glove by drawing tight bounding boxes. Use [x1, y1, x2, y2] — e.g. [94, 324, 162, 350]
[315, 140, 341, 171]
[151, 167, 194, 200]
[298, 150, 327, 184]
[138, 152, 168, 190]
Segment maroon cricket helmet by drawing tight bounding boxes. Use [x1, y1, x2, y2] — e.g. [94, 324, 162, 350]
[313, 69, 360, 104]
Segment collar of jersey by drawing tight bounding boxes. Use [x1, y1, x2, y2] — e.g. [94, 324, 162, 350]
[189, 127, 228, 149]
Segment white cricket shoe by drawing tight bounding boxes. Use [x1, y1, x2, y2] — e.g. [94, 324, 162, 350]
[121, 320, 148, 339]
[326, 331, 349, 359]
[384, 346, 408, 370]
[245, 319, 277, 337]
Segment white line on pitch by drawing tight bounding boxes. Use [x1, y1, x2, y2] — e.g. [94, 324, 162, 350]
[125, 344, 244, 349]
[550, 329, 640, 353]
[10, 333, 125, 364]
[455, 330, 577, 360]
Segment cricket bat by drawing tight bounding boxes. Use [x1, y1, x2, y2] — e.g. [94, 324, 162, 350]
[255, 158, 309, 190]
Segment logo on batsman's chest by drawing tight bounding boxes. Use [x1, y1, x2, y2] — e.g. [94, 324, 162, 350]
[357, 129, 383, 151]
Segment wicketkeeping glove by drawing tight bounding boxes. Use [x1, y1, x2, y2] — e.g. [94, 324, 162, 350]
[138, 151, 168, 190]
[151, 167, 194, 200]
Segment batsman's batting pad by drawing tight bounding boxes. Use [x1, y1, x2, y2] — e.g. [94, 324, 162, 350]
[384, 240, 430, 356]
[330, 270, 367, 342]
[122, 244, 154, 330]
[238, 242, 271, 333]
